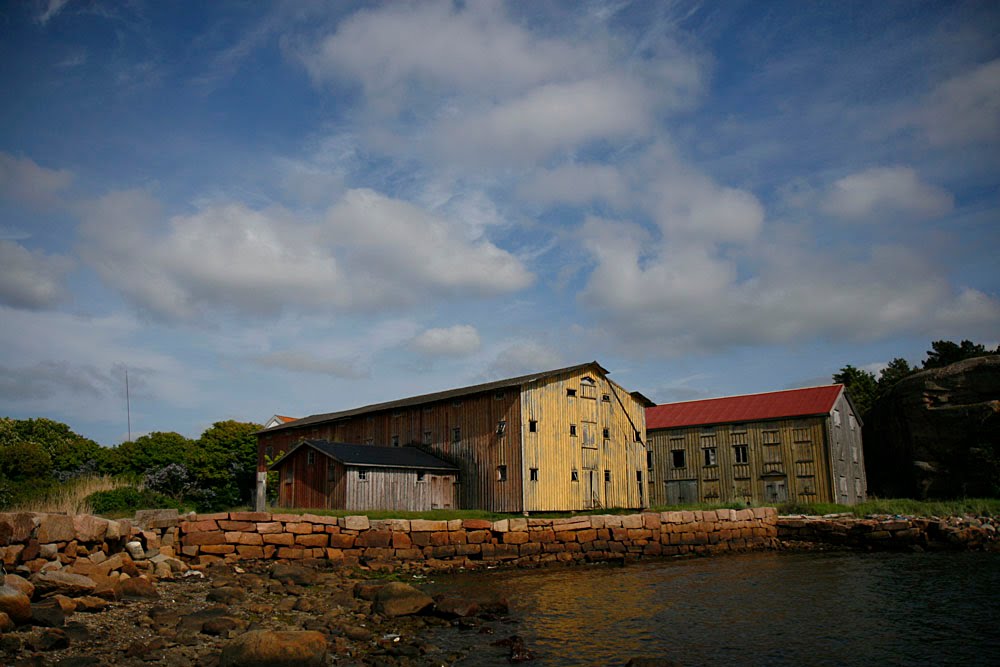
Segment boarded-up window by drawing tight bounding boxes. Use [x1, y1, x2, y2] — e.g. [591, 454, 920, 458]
[833, 409, 842, 427]
[764, 444, 782, 463]
[307, 450, 315, 465]
[797, 475, 816, 495]
[762, 430, 780, 445]
[391, 435, 399, 447]
[582, 423, 596, 449]
[647, 451, 653, 470]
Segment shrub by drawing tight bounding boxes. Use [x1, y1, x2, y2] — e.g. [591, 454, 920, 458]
[85, 486, 183, 515]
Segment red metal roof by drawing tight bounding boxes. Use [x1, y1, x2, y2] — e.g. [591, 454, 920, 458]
[646, 385, 844, 430]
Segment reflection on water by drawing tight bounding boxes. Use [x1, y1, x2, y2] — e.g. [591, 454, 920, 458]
[424, 551, 1000, 666]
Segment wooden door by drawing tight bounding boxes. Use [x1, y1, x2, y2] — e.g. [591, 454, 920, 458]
[666, 480, 697, 505]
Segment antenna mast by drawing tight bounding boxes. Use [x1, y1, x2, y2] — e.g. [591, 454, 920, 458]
[125, 366, 132, 443]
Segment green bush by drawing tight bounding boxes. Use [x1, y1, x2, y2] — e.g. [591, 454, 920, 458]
[85, 487, 183, 515]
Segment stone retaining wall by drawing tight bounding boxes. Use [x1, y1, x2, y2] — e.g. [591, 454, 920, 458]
[777, 514, 1000, 551]
[174, 508, 779, 568]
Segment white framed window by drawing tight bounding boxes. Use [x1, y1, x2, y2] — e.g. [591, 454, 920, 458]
[703, 448, 717, 466]
[358, 468, 367, 481]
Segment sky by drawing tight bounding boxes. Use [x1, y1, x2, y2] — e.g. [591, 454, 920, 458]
[1, 0, 998, 447]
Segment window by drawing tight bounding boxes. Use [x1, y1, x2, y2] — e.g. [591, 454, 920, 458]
[569, 424, 577, 437]
[358, 468, 367, 481]
[327, 465, 336, 482]
[833, 409, 842, 427]
[566, 388, 577, 397]
[496, 420, 507, 436]
[703, 448, 717, 466]
[634, 429, 642, 442]
[602, 394, 611, 402]
[762, 430, 780, 445]
[530, 468, 539, 481]
[417, 471, 426, 483]
[636, 470, 643, 482]
[734, 445, 749, 464]
[423, 430, 433, 445]
[529, 419, 537, 432]
[602, 427, 610, 439]
[571, 469, 579, 482]
[671, 450, 686, 468]
[646, 451, 654, 470]
[452, 426, 461, 443]
[307, 450, 316, 465]
[838, 476, 848, 494]
[392, 410, 402, 418]
[494, 390, 505, 400]
[851, 446, 859, 463]
[604, 470, 611, 482]
[283, 466, 292, 483]
[581, 377, 597, 399]
[855, 478, 862, 496]
[497, 465, 508, 482]
[849, 415, 857, 430]
[391, 435, 400, 447]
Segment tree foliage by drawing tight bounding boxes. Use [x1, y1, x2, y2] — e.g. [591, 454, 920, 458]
[833, 365, 878, 416]
[923, 340, 998, 370]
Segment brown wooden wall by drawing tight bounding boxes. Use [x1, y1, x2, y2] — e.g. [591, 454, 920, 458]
[647, 415, 848, 506]
[276, 446, 335, 509]
[520, 369, 648, 512]
[343, 468, 457, 511]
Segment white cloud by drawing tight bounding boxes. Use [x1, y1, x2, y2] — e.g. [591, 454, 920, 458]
[77, 187, 531, 321]
[410, 325, 481, 357]
[0, 152, 73, 208]
[484, 340, 565, 380]
[916, 58, 1000, 147]
[35, 0, 70, 25]
[519, 164, 630, 208]
[823, 166, 954, 221]
[0, 240, 73, 309]
[252, 350, 368, 378]
[647, 166, 765, 243]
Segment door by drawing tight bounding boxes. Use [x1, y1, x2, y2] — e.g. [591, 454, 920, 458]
[666, 480, 697, 505]
[765, 478, 788, 503]
[584, 470, 595, 509]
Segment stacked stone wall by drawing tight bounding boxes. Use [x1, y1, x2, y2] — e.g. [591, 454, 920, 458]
[777, 514, 999, 551]
[175, 508, 779, 568]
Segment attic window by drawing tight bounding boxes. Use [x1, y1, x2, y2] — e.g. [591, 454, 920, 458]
[529, 468, 538, 481]
[602, 394, 611, 402]
[571, 470, 579, 482]
[306, 450, 315, 465]
[357, 468, 367, 481]
[603, 427, 610, 439]
[417, 471, 426, 483]
[566, 388, 577, 397]
[731, 423, 747, 433]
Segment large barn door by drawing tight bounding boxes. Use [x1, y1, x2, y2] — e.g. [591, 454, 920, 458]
[666, 480, 697, 505]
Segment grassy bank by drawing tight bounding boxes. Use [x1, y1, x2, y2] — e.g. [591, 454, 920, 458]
[777, 497, 1000, 518]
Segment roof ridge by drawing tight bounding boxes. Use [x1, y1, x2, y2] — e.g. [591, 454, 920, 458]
[649, 383, 843, 408]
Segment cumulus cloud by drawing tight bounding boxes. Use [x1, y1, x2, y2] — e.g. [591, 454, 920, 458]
[0, 240, 73, 309]
[484, 341, 565, 380]
[823, 167, 954, 221]
[77, 187, 531, 320]
[915, 58, 1000, 147]
[410, 325, 481, 357]
[518, 164, 630, 208]
[0, 152, 73, 208]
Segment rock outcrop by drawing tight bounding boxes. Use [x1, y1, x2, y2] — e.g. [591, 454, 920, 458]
[864, 355, 1000, 498]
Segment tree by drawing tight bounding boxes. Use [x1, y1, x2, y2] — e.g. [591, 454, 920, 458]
[923, 340, 997, 369]
[6, 417, 103, 477]
[877, 357, 914, 393]
[833, 365, 878, 416]
[108, 432, 194, 477]
[190, 420, 262, 508]
[0, 440, 53, 480]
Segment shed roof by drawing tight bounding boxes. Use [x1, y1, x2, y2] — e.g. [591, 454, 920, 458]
[269, 440, 459, 472]
[259, 360, 652, 434]
[646, 385, 844, 430]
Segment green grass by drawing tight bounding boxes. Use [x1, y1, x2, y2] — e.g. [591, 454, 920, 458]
[269, 503, 746, 521]
[777, 498, 1000, 518]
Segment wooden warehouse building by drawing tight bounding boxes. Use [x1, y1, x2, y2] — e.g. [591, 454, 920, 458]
[645, 385, 867, 506]
[257, 361, 653, 513]
[269, 440, 459, 511]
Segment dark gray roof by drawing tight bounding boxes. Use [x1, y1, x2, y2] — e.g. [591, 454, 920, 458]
[260, 361, 617, 434]
[269, 440, 459, 472]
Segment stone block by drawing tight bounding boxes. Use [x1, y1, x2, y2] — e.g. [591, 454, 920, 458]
[503, 532, 529, 545]
[576, 529, 598, 543]
[229, 511, 271, 522]
[328, 533, 355, 549]
[447, 519, 464, 531]
[410, 519, 448, 532]
[642, 513, 661, 530]
[555, 530, 578, 543]
[508, 518, 528, 532]
[276, 547, 305, 560]
[200, 544, 236, 555]
[73, 515, 109, 543]
[491, 519, 509, 533]
[228, 532, 263, 546]
[465, 530, 491, 544]
[194, 512, 229, 522]
[256, 522, 282, 534]
[519, 542, 541, 556]
[531, 528, 555, 543]
[364, 547, 394, 560]
[236, 546, 265, 559]
[454, 544, 481, 556]
[218, 521, 255, 531]
[620, 515, 643, 530]
[395, 548, 424, 560]
[358, 530, 391, 548]
[385, 519, 410, 532]
[134, 509, 179, 530]
[296, 534, 329, 548]
[184, 531, 225, 546]
[448, 531, 467, 545]
[0, 513, 37, 545]
[269, 513, 303, 522]
[462, 519, 492, 530]
[285, 522, 313, 534]
[429, 531, 450, 546]
[342, 516, 370, 531]
[262, 533, 295, 546]
[627, 528, 652, 540]
[391, 532, 412, 548]
[37, 515, 75, 543]
[180, 520, 219, 533]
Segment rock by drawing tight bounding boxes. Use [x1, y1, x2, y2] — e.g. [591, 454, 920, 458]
[0, 583, 32, 624]
[119, 576, 158, 599]
[270, 563, 318, 586]
[865, 355, 1000, 498]
[0, 513, 36, 545]
[373, 582, 434, 617]
[125, 541, 146, 560]
[30, 571, 97, 597]
[177, 607, 229, 633]
[30, 599, 66, 627]
[72, 596, 109, 613]
[207, 586, 245, 604]
[219, 630, 329, 667]
[0, 611, 13, 632]
[52, 594, 78, 614]
[434, 596, 480, 618]
[341, 625, 373, 641]
[4, 574, 34, 599]
[36, 515, 75, 543]
[353, 582, 383, 600]
[125, 637, 168, 659]
[55, 656, 105, 667]
[63, 621, 92, 643]
[73, 515, 110, 543]
[201, 616, 247, 636]
[32, 627, 70, 651]
[293, 597, 316, 612]
[493, 635, 534, 662]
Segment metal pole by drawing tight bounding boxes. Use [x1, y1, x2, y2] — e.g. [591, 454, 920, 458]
[126, 366, 131, 442]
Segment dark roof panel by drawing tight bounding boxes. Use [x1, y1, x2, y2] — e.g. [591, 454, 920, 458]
[270, 440, 459, 472]
[646, 385, 844, 430]
[260, 361, 608, 433]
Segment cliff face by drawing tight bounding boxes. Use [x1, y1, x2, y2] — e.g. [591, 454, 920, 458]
[864, 356, 1000, 498]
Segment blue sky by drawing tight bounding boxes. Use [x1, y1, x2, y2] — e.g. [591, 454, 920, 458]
[1, 0, 998, 446]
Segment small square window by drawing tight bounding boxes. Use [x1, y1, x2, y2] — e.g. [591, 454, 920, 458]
[497, 465, 508, 482]
[529, 419, 537, 432]
[601, 394, 611, 402]
[571, 470, 579, 482]
[566, 388, 577, 397]
[358, 468, 367, 481]
[417, 471, 426, 482]
[569, 424, 577, 437]
[671, 449, 686, 468]
[452, 427, 461, 443]
[530, 468, 539, 481]
[391, 435, 400, 447]
[604, 470, 611, 482]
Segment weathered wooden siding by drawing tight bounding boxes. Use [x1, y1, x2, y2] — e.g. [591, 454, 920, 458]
[521, 369, 648, 511]
[261, 389, 522, 512]
[648, 415, 844, 505]
[344, 468, 457, 511]
[276, 446, 332, 509]
[826, 393, 867, 504]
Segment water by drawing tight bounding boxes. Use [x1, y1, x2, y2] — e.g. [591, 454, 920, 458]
[423, 551, 1000, 666]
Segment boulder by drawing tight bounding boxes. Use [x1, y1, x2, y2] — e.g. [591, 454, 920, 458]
[270, 562, 318, 586]
[865, 356, 1000, 497]
[5, 573, 34, 598]
[219, 630, 328, 667]
[31, 627, 69, 651]
[72, 515, 109, 543]
[30, 599, 66, 627]
[0, 583, 33, 624]
[31, 571, 97, 597]
[434, 596, 480, 618]
[0, 513, 36, 545]
[36, 514, 75, 543]
[125, 541, 146, 560]
[207, 586, 246, 604]
[119, 576, 158, 599]
[0, 612, 13, 632]
[72, 596, 109, 613]
[373, 582, 434, 617]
